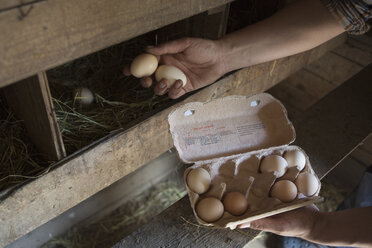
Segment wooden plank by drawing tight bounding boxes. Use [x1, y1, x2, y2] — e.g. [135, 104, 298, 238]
[0, 34, 346, 247]
[286, 69, 335, 99]
[114, 63, 372, 248]
[350, 147, 372, 167]
[0, 0, 233, 88]
[332, 42, 372, 67]
[306, 52, 363, 86]
[204, 4, 231, 39]
[294, 64, 372, 179]
[3, 72, 66, 161]
[268, 77, 319, 111]
[0, 0, 40, 10]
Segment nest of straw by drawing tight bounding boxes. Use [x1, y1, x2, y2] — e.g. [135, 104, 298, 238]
[43, 180, 187, 248]
[48, 35, 175, 155]
[0, 97, 52, 192]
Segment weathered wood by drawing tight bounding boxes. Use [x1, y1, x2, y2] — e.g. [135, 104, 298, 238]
[0, 0, 39, 10]
[306, 52, 363, 86]
[3, 72, 66, 161]
[114, 63, 372, 248]
[332, 42, 372, 67]
[0, 34, 345, 247]
[205, 4, 231, 39]
[0, 0, 233, 88]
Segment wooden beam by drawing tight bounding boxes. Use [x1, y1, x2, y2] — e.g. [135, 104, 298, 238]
[0, 34, 345, 247]
[3, 72, 66, 161]
[114, 62, 372, 248]
[0, 0, 233, 88]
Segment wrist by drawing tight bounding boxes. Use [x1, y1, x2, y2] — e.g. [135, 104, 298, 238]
[301, 210, 326, 242]
[216, 37, 245, 74]
[217, 30, 258, 74]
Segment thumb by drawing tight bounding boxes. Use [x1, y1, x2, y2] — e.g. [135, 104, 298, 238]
[250, 216, 282, 233]
[146, 37, 192, 56]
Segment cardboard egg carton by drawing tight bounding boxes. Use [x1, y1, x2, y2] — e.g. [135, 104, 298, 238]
[168, 93, 322, 229]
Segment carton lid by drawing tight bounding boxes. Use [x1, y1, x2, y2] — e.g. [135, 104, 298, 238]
[168, 93, 295, 163]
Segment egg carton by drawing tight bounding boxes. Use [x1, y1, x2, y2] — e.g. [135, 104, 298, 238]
[168, 93, 322, 229]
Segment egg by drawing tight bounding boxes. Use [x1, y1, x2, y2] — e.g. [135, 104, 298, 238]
[223, 192, 248, 216]
[270, 180, 298, 203]
[130, 53, 158, 78]
[295, 172, 319, 197]
[186, 168, 211, 194]
[74, 87, 94, 105]
[260, 155, 288, 177]
[155, 65, 187, 87]
[284, 150, 306, 171]
[196, 197, 224, 222]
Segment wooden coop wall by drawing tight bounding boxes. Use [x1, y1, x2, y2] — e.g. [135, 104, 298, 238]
[0, 0, 346, 246]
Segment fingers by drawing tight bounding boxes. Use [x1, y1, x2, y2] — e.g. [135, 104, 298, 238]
[239, 222, 251, 229]
[140, 77, 153, 88]
[238, 217, 277, 231]
[123, 65, 131, 76]
[154, 79, 186, 99]
[168, 80, 186, 99]
[154, 79, 169, 96]
[146, 37, 192, 56]
[249, 217, 279, 232]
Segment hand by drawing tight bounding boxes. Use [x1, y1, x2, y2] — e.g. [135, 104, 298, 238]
[239, 204, 320, 239]
[123, 37, 227, 99]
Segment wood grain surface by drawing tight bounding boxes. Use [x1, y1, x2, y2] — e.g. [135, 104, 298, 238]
[3, 72, 66, 161]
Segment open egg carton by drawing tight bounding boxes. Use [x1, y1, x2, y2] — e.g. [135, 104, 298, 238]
[168, 93, 322, 229]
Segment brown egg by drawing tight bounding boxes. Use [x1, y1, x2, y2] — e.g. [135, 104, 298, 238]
[223, 192, 248, 216]
[260, 155, 288, 177]
[186, 168, 211, 194]
[270, 180, 297, 203]
[295, 172, 319, 197]
[130, 53, 158, 78]
[196, 197, 224, 222]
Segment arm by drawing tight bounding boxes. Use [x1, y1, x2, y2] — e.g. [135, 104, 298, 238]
[124, 0, 345, 99]
[219, 0, 345, 72]
[240, 205, 372, 248]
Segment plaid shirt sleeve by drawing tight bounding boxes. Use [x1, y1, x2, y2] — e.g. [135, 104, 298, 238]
[321, 0, 372, 35]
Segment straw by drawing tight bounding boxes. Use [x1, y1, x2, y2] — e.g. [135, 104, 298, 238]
[0, 97, 53, 191]
[42, 180, 187, 248]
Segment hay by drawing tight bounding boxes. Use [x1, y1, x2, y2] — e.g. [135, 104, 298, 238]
[43, 180, 187, 248]
[48, 35, 174, 155]
[0, 97, 52, 192]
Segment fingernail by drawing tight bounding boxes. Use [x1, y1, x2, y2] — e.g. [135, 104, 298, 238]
[175, 81, 183, 89]
[239, 223, 250, 228]
[159, 82, 167, 89]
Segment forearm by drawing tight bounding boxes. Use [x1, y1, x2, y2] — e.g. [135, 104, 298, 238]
[304, 207, 372, 247]
[218, 0, 344, 72]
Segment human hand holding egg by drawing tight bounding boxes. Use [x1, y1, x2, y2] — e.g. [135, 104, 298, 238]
[123, 37, 227, 99]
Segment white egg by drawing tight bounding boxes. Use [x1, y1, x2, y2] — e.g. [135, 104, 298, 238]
[284, 150, 306, 171]
[270, 180, 297, 203]
[187, 168, 211, 194]
[130, 53, 158, 78]
[155, 65, 187, 87]
[295, 172, 319, 197]
[260, 155, 288, 177]
[196, 197, 224, 222]
[74, 87, 94, 105]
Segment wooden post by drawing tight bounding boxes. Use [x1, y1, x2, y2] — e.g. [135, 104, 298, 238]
[3, 72, 66, 161]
